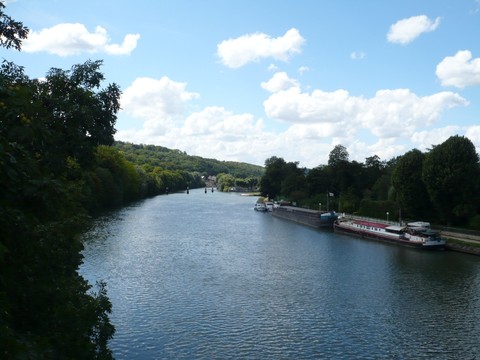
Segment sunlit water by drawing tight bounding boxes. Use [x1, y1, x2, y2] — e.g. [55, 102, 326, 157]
[80, 189, 480, 359]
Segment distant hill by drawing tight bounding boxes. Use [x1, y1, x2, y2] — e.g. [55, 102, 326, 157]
[114, 141, 264, 178]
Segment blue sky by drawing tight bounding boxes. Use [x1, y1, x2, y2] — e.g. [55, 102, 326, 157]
[3, 0, 480, 167]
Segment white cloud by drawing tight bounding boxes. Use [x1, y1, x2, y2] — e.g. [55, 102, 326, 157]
[349, 138, 406, 163]
[116, 74, 470, 168]
[350, 51, 365, 60]
[361, 89, 467, 137]
[261, 72, 299, 93]
[411, 125, 462, 151]
[181, 106, 263, 139]
[117, 106, 271, 166]
[264, 87, 361, 124]
[267, 64, 279, 72]
[298, 66, 310, 75]
[120, 77, 199, 135]
[387, 15, 440, 45]
[116, 77, 274, 165]
[436, 50, 480, 88]
[465, 125, 480, 155]
[285, 122, 346, 140]
[23, 23, 140, 56]
[216, 28, 305, 68]
[264, 86, 468, 140]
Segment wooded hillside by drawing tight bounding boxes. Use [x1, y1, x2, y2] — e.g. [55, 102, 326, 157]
[114, 141, 264, 179]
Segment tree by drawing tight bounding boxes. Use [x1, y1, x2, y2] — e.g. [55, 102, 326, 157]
[0, 2, 29, 50]
[280, 161, 305, 196]
[260, 156, 287, 198]
[328, 144, 349, 166]
[363, 155, 385, 195]
[37, 60, 120, 167]
[0, 17, 118, 354]
[216, 173, 235, 191]
[392, 149, 431, 220]
[306, 165, 331, 195]
[422, 136, 480, 225]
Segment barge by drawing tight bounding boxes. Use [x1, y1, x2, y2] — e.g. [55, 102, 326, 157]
[272, 205, 338, 229]
[334, 217, 445, 249]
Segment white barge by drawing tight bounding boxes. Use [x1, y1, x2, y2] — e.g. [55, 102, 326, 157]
[334, 217, 445, 249]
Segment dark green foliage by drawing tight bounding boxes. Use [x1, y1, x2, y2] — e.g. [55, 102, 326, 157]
[38, 60, 120, 167]
[306, 165, 331, 195]
[328, 144, 349, 166]
[422, 135, 480, 225]
[469, 215, 480, 230]
[113, 141, 263, 195]
[392, 149, 432, 220]
[216, 173, 235, 192]
[114, 141, 264, 178]
[358, 199, 399, 221]
[0, 2, 29, 51]
[259, 139, 479, 226]
[259, 156, 287, 199]
[0, 58, 117, 357]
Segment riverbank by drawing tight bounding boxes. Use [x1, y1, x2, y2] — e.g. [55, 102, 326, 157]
[441, 231, 480, 256]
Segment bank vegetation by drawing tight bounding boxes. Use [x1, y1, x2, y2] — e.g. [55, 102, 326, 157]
[259, 140, 480, 230]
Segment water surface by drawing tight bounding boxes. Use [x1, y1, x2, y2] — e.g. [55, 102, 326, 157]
[81, 189, 480, 359]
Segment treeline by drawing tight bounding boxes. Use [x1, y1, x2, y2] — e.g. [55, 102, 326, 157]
[91, 145, 205, 208]
[114, 141, 264, 179]
[260, 137, 480, 229]
[215, 173, 259, 192]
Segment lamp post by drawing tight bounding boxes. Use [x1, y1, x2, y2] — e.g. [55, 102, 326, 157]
[386, 211, 389, 222]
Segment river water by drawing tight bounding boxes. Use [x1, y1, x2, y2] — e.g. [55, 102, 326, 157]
[80, 189, 480, 359]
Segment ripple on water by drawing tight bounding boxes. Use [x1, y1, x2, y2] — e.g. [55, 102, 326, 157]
[81, 191, 480, 359]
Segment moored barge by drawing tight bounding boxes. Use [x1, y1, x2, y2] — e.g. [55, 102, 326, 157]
[334, 217, 445, 249]
[272, 205, 338, 229]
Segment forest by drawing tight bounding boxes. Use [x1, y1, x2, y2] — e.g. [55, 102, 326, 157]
[114, 141, 264, 193]
[259, 140, 480, 229]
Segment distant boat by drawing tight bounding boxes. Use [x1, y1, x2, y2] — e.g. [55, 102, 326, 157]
[333, 217, 445, 249]
[254, 202, 268, 212]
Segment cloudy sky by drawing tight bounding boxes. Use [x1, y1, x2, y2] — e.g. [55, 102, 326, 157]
[4, 0, 480, 167]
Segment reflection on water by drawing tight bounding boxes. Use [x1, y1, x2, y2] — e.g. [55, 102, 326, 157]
[81, 189, 480, 359]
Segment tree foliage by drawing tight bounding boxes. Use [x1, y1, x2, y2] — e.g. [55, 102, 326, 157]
[422, 135, 480, 225]
[114, 141, 264, 193]
[0, 2, 29, 50]
[115, 141, 264, 178]
[328, 144, 349, 166]
[392, 149, 431, 220]
[259, 156, 287, 199]
[259, 137, 480, 227]
[1, 14, 118, 353]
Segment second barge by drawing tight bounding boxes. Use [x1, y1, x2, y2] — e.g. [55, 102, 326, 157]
[272, 205, 338, 229]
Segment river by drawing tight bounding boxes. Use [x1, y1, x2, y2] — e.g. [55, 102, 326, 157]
[80, 188, 480, 359]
